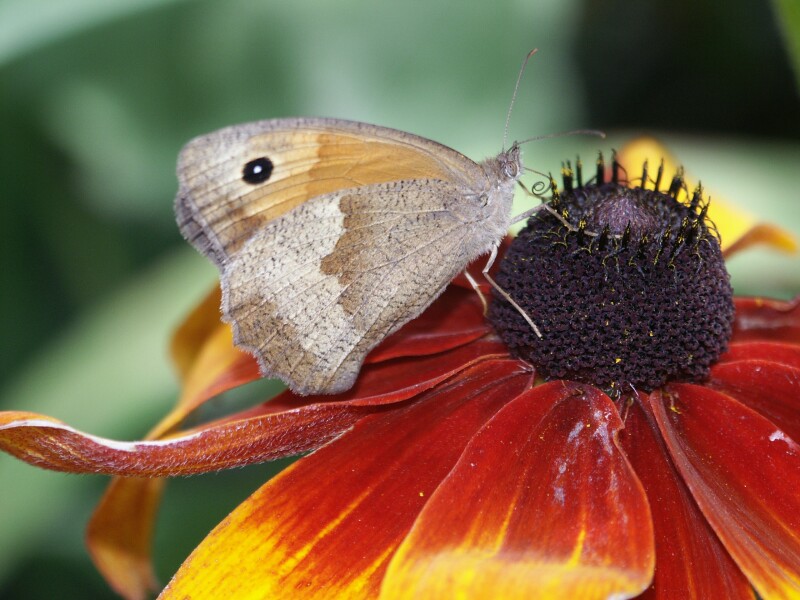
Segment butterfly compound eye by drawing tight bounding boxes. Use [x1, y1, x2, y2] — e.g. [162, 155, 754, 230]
[242, 157, 274, 184]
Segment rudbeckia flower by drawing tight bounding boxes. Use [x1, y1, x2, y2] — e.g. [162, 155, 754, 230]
[1, 139, 798, 600]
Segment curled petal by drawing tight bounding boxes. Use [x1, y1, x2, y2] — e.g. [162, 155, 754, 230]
[620, 400, 752, 599]
[85, 285, 257, 600]
[381, 381, 654, 600]
[0, 401, 381, 476]
[85, 329, 505, 598]
[160, 360, 533, 599]
[708, 360, 800, 443]
[651, 385, 800, 599]
[732, 296, 800, 344]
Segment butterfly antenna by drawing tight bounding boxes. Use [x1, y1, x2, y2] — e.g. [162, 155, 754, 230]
[503, 48, 538, 151]
[516, 129, 606, 147]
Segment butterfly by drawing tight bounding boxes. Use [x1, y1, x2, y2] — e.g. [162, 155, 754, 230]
[175, 117, 529, 395]
[173, 51, 558, 396]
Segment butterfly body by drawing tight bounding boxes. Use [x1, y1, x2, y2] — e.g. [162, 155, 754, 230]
[176, 118, 521, 395]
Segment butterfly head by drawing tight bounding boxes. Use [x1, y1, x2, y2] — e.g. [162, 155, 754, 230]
[498, 143, 523, 181]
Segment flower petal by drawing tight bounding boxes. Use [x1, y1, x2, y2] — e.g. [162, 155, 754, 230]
[169, 285, 223, 381]
[160, 320, 260, 435]
[367, 285, 491, 363]
[620, 399, 752, 599]
[261, 337, 508, 413]
[0, 400, 381, 475]
[85, 292, 503, 599]
[650, 384, 800, 598]
[616, 137, 796, 254]
[159, 360, 533, 600]
[708, 360, 800, 443]
[722, 223, 798, 258]
[380, 381, 654, 600]
[732, 296, 800, 344]
[719, 341, 800, 369]
[86, 477, 164, 600]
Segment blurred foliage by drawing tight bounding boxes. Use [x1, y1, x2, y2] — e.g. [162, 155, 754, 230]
[773, 0, 800, 89]
[0, 0, 798, 597]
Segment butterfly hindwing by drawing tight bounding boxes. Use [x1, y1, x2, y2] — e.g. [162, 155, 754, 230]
[222, 179, 477, 395]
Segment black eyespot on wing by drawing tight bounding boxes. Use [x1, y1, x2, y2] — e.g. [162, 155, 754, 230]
[242, 157, 274, 184]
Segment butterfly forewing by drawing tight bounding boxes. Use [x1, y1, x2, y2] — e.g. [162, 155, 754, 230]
[176, 118, 478, 267]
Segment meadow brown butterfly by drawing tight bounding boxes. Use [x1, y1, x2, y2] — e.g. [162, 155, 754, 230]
[175, 53, 545, 395]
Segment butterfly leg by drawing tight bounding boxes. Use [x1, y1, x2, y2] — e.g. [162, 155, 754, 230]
[481, 244, 543, 338]
[463, 269, 489, 316]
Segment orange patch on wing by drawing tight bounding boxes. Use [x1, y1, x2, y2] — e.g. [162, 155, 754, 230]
[190, 128, 460, 259]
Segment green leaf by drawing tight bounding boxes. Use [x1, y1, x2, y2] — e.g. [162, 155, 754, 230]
[772, 0, 800, 90]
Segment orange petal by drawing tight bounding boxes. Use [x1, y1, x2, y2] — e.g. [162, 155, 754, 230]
[87, 319, 258, 600]
[722, 223, 798, 258]
[160, 317, 260, 436]
[170, 285, 223, 381]
[86, 478, 164, 600]
[616, 137, 797, 254]
[651, 384, 800, 598]
[620, 399, 752, 599]
[381, 381, 654, 600]
[86, 285, 258, 600]
[86, 307, 503, 600]
[159, 360, 533, 599]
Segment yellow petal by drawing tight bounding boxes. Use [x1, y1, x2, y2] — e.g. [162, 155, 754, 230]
[617, 137, 797, 256]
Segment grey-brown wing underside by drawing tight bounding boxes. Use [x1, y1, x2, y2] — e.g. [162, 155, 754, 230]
[221, 179, 480, 395]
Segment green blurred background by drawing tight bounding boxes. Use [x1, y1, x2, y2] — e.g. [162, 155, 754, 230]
[1, 0, 798, 597]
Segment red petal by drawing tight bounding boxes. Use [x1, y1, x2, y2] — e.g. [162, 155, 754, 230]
[708, 360, 800, 443]
[260, 337, 509, 414]
[367, 285, 491, 363]
[84, 328, 504, 599]
[0, 401, 381, 476]
[84, 287, 258, 599]
[620, 400, 752, 599]
[732, 296, 800, 344]
[381, 381, 654, 600]
[650, 384, 800, 599]
[719, 341, 800, 368]
[159, 360, 532, 599]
